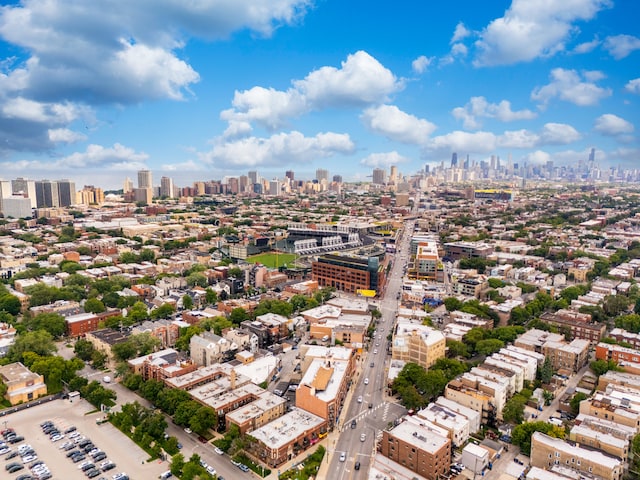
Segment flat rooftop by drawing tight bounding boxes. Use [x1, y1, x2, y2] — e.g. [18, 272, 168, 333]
[250, 408, 325, 450]
[388, 419, 449, 454]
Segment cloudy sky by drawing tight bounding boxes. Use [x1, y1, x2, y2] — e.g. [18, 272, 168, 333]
[0, 0, 638, 188]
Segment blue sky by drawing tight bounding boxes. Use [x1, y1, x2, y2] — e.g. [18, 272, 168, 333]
[0, 0, 638, 189]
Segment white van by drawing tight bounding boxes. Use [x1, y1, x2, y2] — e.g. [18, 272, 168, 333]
[160, 471, 173, 479]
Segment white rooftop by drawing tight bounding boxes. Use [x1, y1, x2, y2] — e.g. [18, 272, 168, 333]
[249, 408, 325, 450]
[388, 419, 449, 454]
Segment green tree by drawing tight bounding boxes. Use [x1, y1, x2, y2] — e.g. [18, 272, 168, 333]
[446, 339, 470, 358]
[229, 307, 249, 324]
[126, 301, 149, 323]
[462, 327, 486, 352]
[487, 278, 506, 289]
[112, 341, 138, 362]
[590, 359, 620, 377]
[227, 267, 243, 279]
[475, 338, 504, 356]
[175, 325, 203, 352]
[290, 294, 308, 312]
[186, 272, 208, 288]
[204, 288, 218, 305]
[24, 312, 67, 338]
[603, 294, 631, 317]
[151, 303, 176, 319]
[170, 453, 185, 476]
[570, 392, 588, 415]
[0, 293, 22, 315]
[7, 330, 56, 363]
[511, 421, 565, 455]
[502, 395, 527, 424]
[444, 297, 463, 312]
[181, 294, 193, 311]
[538, 356, 554, 384]
[74, 338, 95, 361]
[84, 298, 106, 314]
[190, 406, 217, 434]
[28, 355, 83, 393]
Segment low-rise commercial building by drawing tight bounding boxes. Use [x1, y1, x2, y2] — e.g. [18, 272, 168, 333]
[0, 362, 47, 405]
[312, 253, 385, 296]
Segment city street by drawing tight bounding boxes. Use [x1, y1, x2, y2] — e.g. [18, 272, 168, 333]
[324, 216, 415, 479]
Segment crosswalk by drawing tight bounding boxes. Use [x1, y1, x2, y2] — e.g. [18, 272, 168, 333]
[341, 402, 389, 432]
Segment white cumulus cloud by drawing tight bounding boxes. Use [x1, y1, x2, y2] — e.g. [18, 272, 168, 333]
[452, 96, 537, 129]
[0, 0, 312, 156]
[531, 68, 612, 106]
[594, 114, 635, 136]
[451, 22, 471, 43]
[522, 150, 552, 165]
[572, 37, 600, 54]
[222, 51, 402, 130]
[474, 0, 612, 66]
[603, 34, 640, 59]
[412, 55, 434, 74]
[201, 131, 355, 168]
[626, 78, 640, 95]
[48, 128, 87, 144]
[539, 123, 582, 144]
[361, 105, 436, 144]
[360, 151, 410, 168]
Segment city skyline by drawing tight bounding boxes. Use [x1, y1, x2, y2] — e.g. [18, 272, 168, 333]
[0, 0, 638, 188]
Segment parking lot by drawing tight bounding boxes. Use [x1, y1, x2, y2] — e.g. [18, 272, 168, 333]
[0, 397, 169, 480]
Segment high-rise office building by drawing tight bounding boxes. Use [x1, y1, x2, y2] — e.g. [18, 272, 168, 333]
[316, 168, 329, 182]
[228, 177, 239, 194]
[451, 152, 458, 167]
[35, 180, 59, 208]
[123, 177, 133, 193]
[160, 176, 174, 198]
[248, 171, 259, 185]
[332, 175, 343, 183]
[11, 178, 37, 209]
[0, 180, 11, 213]
[239, 175, 249, 193]
[57, 179, 76, 207]
[269, 180, 281, 196]
[390, 165, 398, 183]
[285, 170, 295, 181]
[372, 168, 386, 185]
[137, 169, 152, 189]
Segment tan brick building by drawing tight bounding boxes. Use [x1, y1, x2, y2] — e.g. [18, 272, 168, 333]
[0, 362, 47, 405]
[530, 432, 623, 480]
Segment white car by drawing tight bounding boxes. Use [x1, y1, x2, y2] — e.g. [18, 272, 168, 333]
[357, 395, 363, 403]
[22, 454, 37, 463]
[214, 447, 224, 455]
[184, 428, 192, 434]
[206, 466, 216, 475]
[0, 447, 9, 455]
[51, 434, 64, 442]
[69, 431, 81, 439]
[78, 461, 92, 470]
[360, 433, 366, 442]
[339, 452, 346, 462]
[364, 378, 369, 385]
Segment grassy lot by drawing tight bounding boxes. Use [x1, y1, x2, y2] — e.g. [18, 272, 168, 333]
[247, 252, 296, 268]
